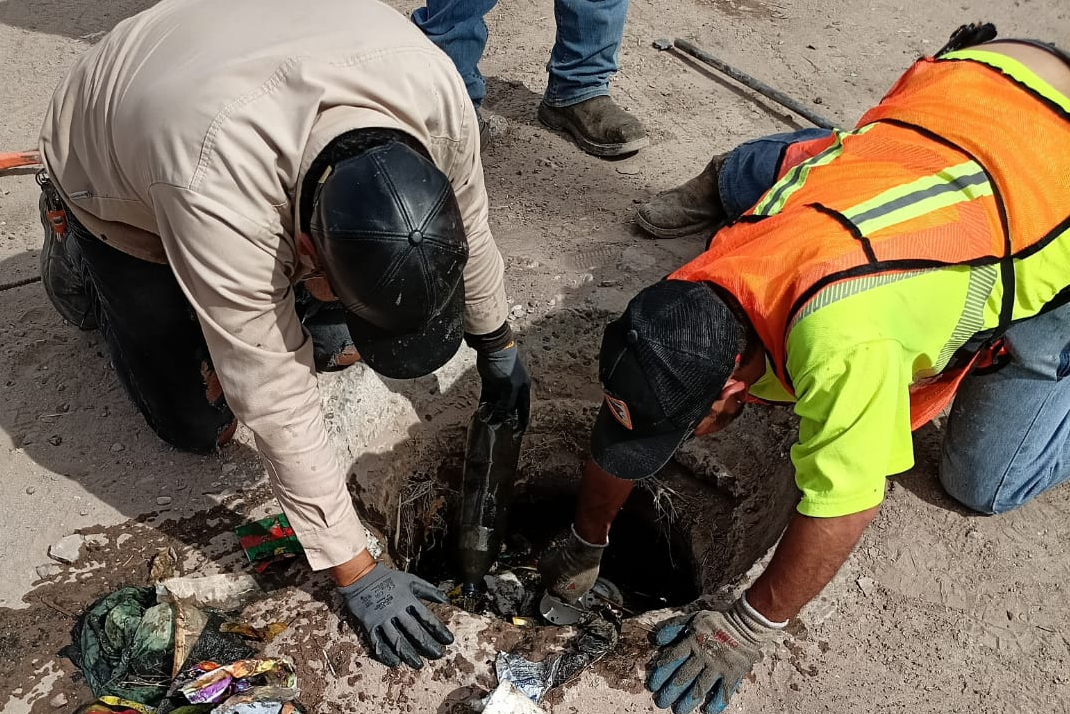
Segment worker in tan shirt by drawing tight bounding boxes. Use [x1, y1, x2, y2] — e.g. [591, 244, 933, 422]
[37, 0, 530, 669]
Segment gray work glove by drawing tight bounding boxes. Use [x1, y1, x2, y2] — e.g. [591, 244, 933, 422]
[338, 563, 454, 669]
[647, 597, 783, 714]
[538, 524, 607, 602]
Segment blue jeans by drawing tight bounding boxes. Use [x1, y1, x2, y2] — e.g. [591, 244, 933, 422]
[411, 0, 629, 108]
[716, 128, 832, 219]
[940, 306, 1070, 514]
[723, 128, 1070, 514]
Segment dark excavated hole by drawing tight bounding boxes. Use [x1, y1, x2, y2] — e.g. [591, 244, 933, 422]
[406, 480, 700, 618]
[357, 391, 798, 627]
[590, 492, 700, 611]
[347, 312, 800, 626]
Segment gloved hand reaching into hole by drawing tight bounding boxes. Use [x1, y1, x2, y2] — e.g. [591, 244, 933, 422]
[538, 524, 608, 602]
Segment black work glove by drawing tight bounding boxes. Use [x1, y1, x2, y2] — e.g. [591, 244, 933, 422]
[935, 22, 997, 56]
[470, 324, 531, 429]
[338, 563, 454, 669]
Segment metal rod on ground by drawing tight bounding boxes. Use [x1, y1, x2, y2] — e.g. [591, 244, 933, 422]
[0, 276, 41, 292]
[656, 38, 838, 130]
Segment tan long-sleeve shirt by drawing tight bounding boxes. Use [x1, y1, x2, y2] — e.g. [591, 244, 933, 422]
[39, 0, 508, 569]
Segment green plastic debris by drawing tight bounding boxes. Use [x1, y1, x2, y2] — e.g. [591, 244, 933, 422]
[234, 514, 304, 572]
[74, 587, 175, 706]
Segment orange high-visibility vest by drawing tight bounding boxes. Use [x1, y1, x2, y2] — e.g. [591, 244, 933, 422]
[671, 54, 1070, 429]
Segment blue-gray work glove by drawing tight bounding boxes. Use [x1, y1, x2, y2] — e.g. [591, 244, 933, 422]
[338, 563, 454, 669]
[647, 598, 782, 714]
[476, 341, 531, 430]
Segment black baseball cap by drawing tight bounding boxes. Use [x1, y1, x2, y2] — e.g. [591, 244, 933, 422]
[590, 280, 743, 480]
[309, 138, 468, 379]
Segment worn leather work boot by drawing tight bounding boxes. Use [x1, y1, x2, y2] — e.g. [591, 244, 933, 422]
[538, 95, 649, 157]
[635, 154, 727, 239]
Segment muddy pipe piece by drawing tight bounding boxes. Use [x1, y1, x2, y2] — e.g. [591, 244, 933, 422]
[456, 403, 525, 596]
[654, 38, 838, 130]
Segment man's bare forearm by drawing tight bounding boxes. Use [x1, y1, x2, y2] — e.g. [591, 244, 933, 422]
[745, 506, 878, 622]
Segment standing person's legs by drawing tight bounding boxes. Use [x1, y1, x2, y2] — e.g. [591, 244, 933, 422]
[636, 128, 833, 239]
[411, 0, 499, 108]
[940, 302, 1070, 513]
[543, 0, 628, 107]
[536, 0, 647, 157]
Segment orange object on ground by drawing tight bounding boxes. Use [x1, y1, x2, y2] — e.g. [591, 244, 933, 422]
[0, 150, 42, 171]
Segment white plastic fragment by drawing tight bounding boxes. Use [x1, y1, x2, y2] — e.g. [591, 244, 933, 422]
[157, 573, 261, 611]
[480, 682, 546, 714]
[484, 572, 527, 617]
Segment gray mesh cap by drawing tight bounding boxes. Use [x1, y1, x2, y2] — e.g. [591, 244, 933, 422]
[590, 280, 743, 480]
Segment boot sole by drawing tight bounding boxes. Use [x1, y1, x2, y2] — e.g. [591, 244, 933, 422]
[634, 211, 719, 240]
[538, 104, 650, 158]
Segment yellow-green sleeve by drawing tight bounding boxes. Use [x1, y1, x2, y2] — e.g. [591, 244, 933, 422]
[790, 339, 916, 517]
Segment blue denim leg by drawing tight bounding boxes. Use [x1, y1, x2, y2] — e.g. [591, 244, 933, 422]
[543, 0, 629, 106]
[412, 0, 499, 107]
[293, 284, 359, 372]
[940, 301, 1070, 513]
[717, 128, 832, 219]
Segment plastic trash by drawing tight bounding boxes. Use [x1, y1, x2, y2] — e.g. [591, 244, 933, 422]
[480, 682, 547, 714]
[485, 572, 529, 618]
[494, 610, 621, 703]
[235, 515, 304, 573]
[214, 701, 306, 714]
[157, 573, 261, 612]
[73, 587, 175, 705]
[538, 577, 623, 626]
[173, 658, 298, 706]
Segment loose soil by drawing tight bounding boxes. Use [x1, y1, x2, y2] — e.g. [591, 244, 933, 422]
[1, 0, 1069, 712]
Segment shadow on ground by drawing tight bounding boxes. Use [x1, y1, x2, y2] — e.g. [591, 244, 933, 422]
[0, 248, 258, 559]
[892, 422, 984, 517]
[0, 0, 157, 40]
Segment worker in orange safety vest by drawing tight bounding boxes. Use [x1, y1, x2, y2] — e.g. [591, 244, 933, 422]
[541, 24, 1070, 714]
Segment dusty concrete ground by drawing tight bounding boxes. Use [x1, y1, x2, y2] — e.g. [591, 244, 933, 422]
[2, 0, 1069, 712]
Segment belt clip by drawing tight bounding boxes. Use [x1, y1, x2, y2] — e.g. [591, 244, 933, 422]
[47, 209, 68, 239]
